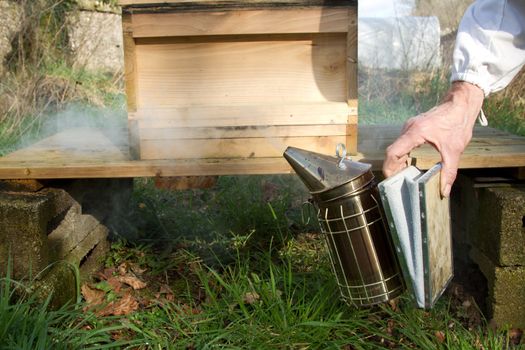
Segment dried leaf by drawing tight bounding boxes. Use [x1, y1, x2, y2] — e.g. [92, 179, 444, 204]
[509, 328, 523, 345]
[118, 262, 128, 276]
[388, 298, 399, 312]
[159, 284, 174, 294]
[96, 267, 116, 281]
[130, 263, 147, 275]
[243, 291, 260, 305]
[107, 276, 123, 293]
[118, 275, 147, 290]
[81, 283, 105, 307]
[434, 330, 446, 343]
[98, 293, 139, 316]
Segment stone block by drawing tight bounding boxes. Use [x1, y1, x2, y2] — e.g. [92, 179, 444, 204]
[0, 191, 53, 279]
[48, 203, 100, 260]
[65, 224, 108, 265]
[474, 186, 525, 266]
[471, 248, 525, 328]
[31, 262, 78, 310]
[79, 237, 111, 283]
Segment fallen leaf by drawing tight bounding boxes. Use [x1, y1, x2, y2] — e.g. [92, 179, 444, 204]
[81, 283, 105, 307]
[107, 276, 123, 293]
[96, 267, 116, 281]
[509, 328, 523, 345]
[98, 293, 139, 316]
[118, 275, 147, 290]
[388, 298, 399, 312]
[434, 330, 446, 343]
[243, 291, 260, 305]
[118, 262, 128, 276]
[130, 263, 147, 275]
[159, 284, 174, 294]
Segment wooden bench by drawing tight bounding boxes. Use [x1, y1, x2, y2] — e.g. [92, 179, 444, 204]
[0, 124, 524, 179]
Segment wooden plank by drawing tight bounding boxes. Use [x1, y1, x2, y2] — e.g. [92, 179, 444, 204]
[122, 13, 138, 112]
[0, 128, 129, 164]
[132, 103, 356, 127]
[0, 158, 293, 179]
[139, 124, 351, 140]
[118, 0, 355, 8]
[139, 135, 353, 159]
[130, 8, 352, 37]
[134, 34, 347, 108]
[1, 125, 525, 179]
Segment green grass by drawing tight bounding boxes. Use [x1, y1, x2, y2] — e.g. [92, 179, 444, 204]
[0, 269, 140, 349]
[1, 176, 524, 349]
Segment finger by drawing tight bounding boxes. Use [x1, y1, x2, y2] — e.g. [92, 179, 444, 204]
[384, 132, 425, 171]
[382, 154, 409, 178]
[439, 152, 460, 198]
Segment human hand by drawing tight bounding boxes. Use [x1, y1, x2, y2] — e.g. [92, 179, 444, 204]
[382, 81, 484, 197]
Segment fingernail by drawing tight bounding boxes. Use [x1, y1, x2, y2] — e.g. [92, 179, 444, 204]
[443, 184, 452, 198]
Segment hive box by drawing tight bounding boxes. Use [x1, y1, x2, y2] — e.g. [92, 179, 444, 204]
[119, 0, 357, 174]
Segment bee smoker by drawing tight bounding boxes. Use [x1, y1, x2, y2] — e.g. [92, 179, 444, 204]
[284, 144, 404, 307]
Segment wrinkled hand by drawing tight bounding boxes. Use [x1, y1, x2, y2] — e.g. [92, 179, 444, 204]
[382, 81, 484, 198]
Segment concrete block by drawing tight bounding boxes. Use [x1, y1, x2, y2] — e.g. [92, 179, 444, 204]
[65, 224, 108, 265]
[471, 248, 525, 328]
[475, 186, 525, 266]
[0, 191, 53, 279]
[31, 262, 77, 310]
[48, 203, 100, 260]
[79, 237, 111, 283]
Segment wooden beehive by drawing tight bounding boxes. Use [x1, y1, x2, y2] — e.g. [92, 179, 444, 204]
[119, 0, 357, 174]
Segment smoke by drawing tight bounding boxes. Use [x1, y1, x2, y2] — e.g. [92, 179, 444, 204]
[15, 102, 129, 157]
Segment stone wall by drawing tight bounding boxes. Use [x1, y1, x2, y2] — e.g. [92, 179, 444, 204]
[0, 0, 124, 76]
[0, 0, 23, 76]
[66, 10, 124, 73]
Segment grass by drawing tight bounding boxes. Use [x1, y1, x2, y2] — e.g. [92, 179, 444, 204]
[1, 176, 524, 348]
[358, 67, 525, 137]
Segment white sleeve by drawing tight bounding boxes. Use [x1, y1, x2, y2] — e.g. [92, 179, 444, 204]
[451, 0, 525, 96]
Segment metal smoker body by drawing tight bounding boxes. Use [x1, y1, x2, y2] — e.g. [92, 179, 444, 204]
[284, 145, 404, 307]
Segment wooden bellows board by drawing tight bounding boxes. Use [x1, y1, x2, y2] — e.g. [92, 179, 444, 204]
[119, 0, 357, 172]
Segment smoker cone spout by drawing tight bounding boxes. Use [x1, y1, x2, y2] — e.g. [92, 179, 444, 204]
[283, 146, 374, 196]
[283, 145, 405, 308]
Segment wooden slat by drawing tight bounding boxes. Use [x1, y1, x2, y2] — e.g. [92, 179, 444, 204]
[0, 128, 129, 164]
[134, 34, 347, 108]
[130, 8, 351, 38]
[140, 124, 351, 140]
[139, 135, 353, 159]
[131, 103, 356, 127]
[1, 125, 525, 179]
[122, 13, 138, 112]
[118, 0, 355, 8]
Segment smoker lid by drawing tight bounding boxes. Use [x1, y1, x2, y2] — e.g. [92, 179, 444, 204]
[283, 145, 373, 194]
